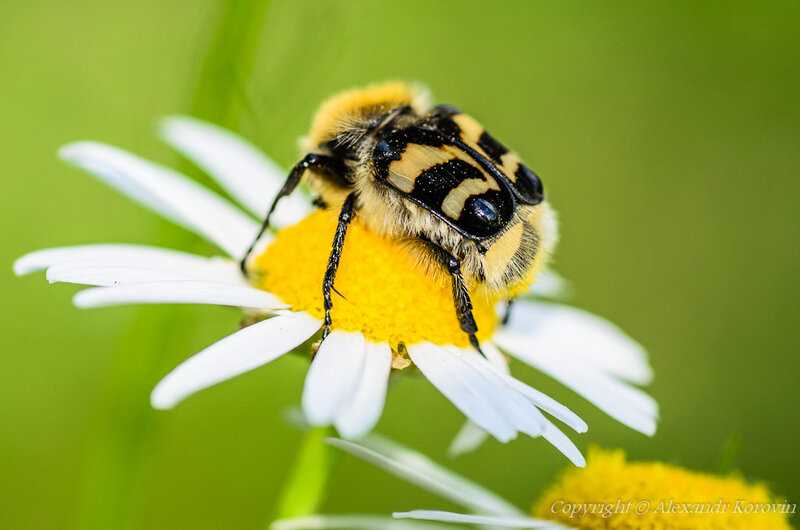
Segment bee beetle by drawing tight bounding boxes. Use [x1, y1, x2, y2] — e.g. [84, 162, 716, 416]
[241, 82, 555, 353]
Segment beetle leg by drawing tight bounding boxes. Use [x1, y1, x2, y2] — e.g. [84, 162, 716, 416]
[321, 192, 358, 339]
[240, 153, 346, 276]
[424, 240, 486, 357]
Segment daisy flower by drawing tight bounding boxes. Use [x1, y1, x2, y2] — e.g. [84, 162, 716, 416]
[15, 114, 656, 464]
[274, 437, 793, 530]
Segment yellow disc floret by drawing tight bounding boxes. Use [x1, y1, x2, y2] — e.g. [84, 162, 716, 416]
[253, 209, 498, 347]
[534, 448, 793, 530]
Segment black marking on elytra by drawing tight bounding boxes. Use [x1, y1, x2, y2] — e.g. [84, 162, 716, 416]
[372, 124, 447, 180]
[451, 139, 519, 200]
[370, 108, 523, 241]
[477, 130, 508, 164]
[409, 159, 512, 238]
[403, 124, 448, 146]
[428, 110, 463, 139]
[411, 159, 485, 211]
[432, 104, 461, 117]
[513, 163, 544, 205]
[451, 138, 545, 209]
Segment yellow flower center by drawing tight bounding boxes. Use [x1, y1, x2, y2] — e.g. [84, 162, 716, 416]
[253, 209, 500, 347]
[534, 448, 792, 530]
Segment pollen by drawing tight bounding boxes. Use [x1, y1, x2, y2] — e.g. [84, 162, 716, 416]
[534, 448, 792, 530]
[253, 209, 499, 348]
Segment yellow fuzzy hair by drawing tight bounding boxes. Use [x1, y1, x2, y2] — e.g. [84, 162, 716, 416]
[303, 81, 430, 149]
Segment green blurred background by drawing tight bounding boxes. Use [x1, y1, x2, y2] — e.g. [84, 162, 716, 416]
[2, 1, 798, 528]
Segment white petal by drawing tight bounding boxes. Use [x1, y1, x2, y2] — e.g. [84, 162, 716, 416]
[480, 343, 587, 434]
[335, 341, 392, 439]
[394, 511, 568, 529]
[496, 332, 657, 436]
[159, 115, 311, 227]
[540, 419, 585, 467]
[447, 343, 509, 457]
[328, 436, 523, 517]
[506, 331, 658, 423]
[302, 331, 366, 426]
[73, 280, 286, 310]
[14, 244, 223, 276]
[504, 300, 653, 385]
[481, 341, 511, 374]
[455, 347, 546, 437]
[272, 515, 454, 530]
[151, 311, 320, 409]
[528, 268, 570, 299]
[59, 142, 259, 258]
[448, 421, 490, 457]
[499, 375, 588, 434]
[46, 261, 242, 287]
[408, 343, 515, 442]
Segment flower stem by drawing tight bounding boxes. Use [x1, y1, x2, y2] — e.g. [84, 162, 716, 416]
[274, 427, 336, 523]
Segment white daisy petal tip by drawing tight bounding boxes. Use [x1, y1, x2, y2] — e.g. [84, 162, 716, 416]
[539, 419, 586, 467]
[302, 331, 367, 427]
[150, 384, 179, 410]
[58, 142, 115, 176]
[408, 343, 520, 443]
[158, 113, 197, 134]
[13, 247, 90, 277]
[57, 140, 92, 162]
[334, 342, 392, 440]
[12, 244, 241, 282]
[392, 511, 566, 529]
[70, 281, 289, 310]
[158, 114, 312, 228]
[640, 418, 657, 437]
[73, 289, 95, 308]
[272, 515, 457, 530]
[496, 325, 658, 437]
[148, 312, 320, 409]
[448, 421, 490, 457]
[328, 436, 525, 517]
[12, 253, 39, 276]
[57, 140, 260, 259]
[503, 301, 654, 386]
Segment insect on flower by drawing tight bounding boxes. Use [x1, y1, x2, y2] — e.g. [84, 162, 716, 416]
[15, 81, 657, 464]
[241, 82, 550, 354]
